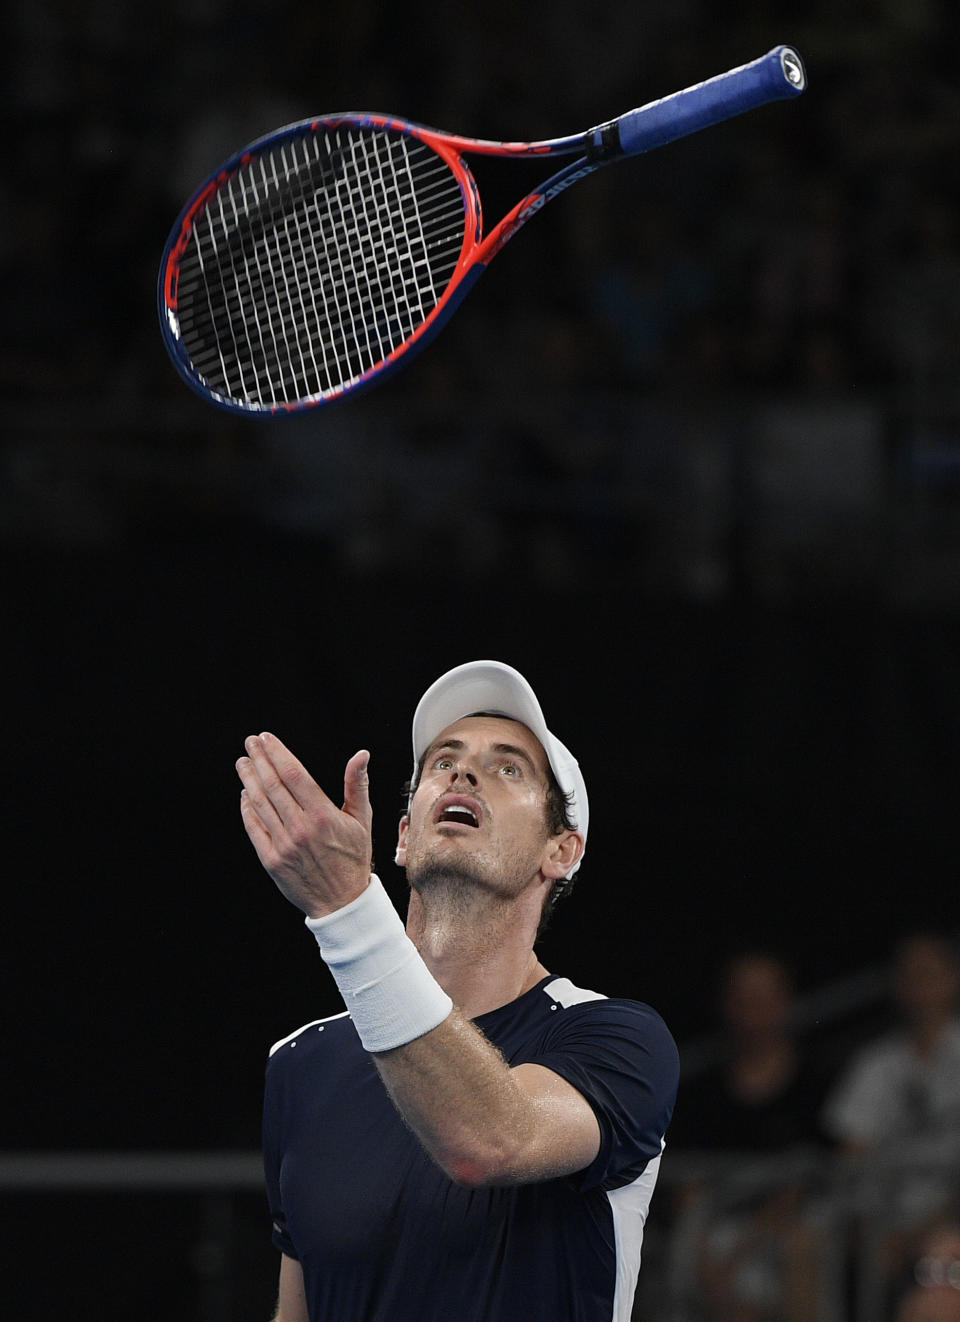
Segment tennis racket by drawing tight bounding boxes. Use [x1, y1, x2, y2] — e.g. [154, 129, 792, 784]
[158, 45, 805, 415]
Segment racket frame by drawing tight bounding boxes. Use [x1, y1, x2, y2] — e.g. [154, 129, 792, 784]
[158, 44, 805, 414]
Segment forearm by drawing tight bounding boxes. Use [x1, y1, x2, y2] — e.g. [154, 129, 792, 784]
[372, 1010, 541, 1186]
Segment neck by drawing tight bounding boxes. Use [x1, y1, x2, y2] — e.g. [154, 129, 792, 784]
[404, 883, 550, 1018]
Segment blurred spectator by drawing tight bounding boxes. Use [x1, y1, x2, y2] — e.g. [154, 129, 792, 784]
[667, 951, 835, 1322]
[822, 933, 960, 1314]
[822, 930, 960, 1158]
[675, 950, 833, 1152]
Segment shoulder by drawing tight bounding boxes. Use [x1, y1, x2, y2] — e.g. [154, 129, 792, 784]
[537, 977, 679, 1082]
[264, 1010, 373, 1123]
[543, 976, 675, 1041]
[267, 1010, 354, 1064]
[543, 976, 608, 1008]
[531, 979, 678, 1186]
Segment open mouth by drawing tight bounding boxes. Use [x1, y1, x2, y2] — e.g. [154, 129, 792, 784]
[435, 797, 481, 828]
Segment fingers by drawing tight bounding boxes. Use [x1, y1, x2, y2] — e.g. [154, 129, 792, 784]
[239, 782, 274, 858]
[236, 731, 326, 829]
[342, 749, 373, 832]
[236, 733, 375, 912]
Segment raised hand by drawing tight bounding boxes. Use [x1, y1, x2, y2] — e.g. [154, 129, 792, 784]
[236, 733, 373, 918]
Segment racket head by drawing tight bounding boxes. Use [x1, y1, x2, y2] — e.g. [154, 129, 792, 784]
[157, 114, 482, 415]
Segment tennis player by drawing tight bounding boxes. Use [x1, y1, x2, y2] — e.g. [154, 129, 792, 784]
[236, 660, 679, 1322]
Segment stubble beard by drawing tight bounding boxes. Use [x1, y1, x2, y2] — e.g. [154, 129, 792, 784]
[407, 846, 495, 900]
[406, 838, 541, 913]
[407, 857, 486, 921]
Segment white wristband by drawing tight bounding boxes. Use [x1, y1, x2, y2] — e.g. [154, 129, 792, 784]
[304, 875, 453, 1053]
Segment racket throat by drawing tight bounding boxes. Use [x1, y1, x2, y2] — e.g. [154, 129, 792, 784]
[583, 121, 624, 163]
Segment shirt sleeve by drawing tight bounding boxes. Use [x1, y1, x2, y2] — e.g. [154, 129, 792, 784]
[528, 998, 679, 1192]
[263, 1052, 300, 1259]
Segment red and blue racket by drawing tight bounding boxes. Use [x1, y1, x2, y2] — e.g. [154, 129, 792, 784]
[158, 45, 805, 415]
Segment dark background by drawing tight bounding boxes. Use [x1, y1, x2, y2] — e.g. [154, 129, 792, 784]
[5, 1, 960, 1317]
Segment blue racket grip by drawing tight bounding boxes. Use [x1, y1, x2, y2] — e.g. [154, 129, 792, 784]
[612, 46, 805, 156]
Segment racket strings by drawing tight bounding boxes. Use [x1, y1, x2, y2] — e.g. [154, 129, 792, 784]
[173, 126, 467, 407]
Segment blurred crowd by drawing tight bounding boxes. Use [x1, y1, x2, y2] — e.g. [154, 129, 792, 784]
[3, 2, 960, 603]
[649, 931, 960, 1322]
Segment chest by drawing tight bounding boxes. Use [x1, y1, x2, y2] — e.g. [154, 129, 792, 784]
[276, 1041, 530, 1269]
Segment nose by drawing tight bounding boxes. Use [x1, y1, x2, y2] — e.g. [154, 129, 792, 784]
[448, 757, 478, 787]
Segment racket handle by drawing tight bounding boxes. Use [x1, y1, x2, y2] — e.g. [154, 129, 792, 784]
[613, 45, 805, 156]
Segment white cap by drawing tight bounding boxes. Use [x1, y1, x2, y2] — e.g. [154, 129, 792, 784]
[410, 660, 588, 876]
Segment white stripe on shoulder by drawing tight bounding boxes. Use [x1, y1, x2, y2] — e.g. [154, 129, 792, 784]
[269, 1010, 351, 1056]
[542, 976, 607, 1007]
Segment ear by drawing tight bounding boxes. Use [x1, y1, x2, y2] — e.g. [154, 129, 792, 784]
[395, 814, 409, 868]
[541, 830, 584, 881]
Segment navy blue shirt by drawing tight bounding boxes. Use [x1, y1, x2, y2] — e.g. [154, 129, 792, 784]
[263, 975, 678, 1322]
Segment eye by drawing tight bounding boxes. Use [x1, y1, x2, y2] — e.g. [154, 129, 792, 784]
[499, 762, 521, 777]
[433, 756, 455, 770]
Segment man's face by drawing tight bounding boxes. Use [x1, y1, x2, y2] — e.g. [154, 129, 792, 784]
[396, 714, 580, 898]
